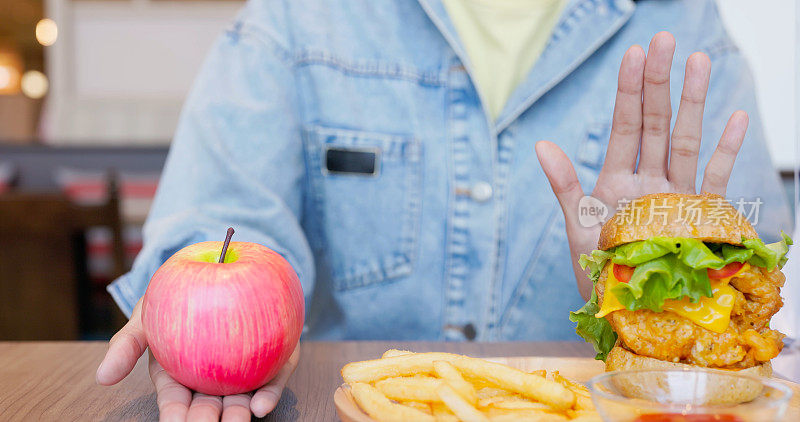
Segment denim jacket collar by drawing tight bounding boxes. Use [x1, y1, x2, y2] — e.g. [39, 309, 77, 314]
[417, 0, 635, 133]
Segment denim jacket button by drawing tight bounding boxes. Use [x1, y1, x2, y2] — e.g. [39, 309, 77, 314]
[470, 182, 493, 202]
[463, 323, 477, 341]
[443, 323, 477, 340]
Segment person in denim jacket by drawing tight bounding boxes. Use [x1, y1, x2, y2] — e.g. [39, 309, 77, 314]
[96, 0, 791, 419]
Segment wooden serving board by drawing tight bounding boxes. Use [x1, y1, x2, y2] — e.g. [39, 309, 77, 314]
[334, 356, 800, 422]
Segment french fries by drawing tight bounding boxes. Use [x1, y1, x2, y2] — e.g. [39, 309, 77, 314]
[553, 371, 595, 412]
[382, 349, 414, 358]
[342, 352, 575, 410]
[567, 410, 603, 422]
[476, 387, 515, 400]
[350, 382, 435, 422]
[402, 400, 432, 414]
[375, 376, 442, 402]
[432, 403, 460, 422]
[448, 355, 575, 410]
[437, 384, 489, 422]
[484, 408, 570, 422]
[434, 360, 478, 404]
[342, 352, 458, 383]
[342, 350, 599, 422]
[485, 396, 550, 410]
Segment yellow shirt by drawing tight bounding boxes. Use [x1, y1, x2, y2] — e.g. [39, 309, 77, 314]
[443, 0, 567, 119]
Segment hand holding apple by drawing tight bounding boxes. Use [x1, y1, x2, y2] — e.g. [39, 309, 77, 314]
[142, 228, 305, 396]
[96, 228, 305, 420]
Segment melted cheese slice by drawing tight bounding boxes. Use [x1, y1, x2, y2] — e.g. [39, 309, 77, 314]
[595, 262, 749, 333]
[595, 265, 625, 319]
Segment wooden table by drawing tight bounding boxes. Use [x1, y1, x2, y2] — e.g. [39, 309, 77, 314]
[2, 341, 799, 421]
[0, 341, 592, 421]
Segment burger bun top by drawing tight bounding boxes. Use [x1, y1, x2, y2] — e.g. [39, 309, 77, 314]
[598, 192, 758, 250]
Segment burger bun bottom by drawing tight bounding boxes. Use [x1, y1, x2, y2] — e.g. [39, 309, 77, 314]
[604, 345, 772, 405]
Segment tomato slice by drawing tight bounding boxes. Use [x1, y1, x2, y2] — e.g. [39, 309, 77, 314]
[613, 264, 635, 283]
[707, 262, 744, 279]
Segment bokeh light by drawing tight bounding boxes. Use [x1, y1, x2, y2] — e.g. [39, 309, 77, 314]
[35, 18, 58, 47]
[0, 52, 23, 94]
[21, 70, 48, 99]
[0, 67, 12, 90]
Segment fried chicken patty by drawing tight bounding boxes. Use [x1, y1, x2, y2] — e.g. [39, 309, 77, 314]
[597, 264, 785, 368]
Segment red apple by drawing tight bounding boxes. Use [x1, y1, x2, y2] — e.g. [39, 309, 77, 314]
[142, 238, 304, 396]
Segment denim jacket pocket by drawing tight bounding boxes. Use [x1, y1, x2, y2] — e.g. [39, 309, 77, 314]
[303, 124, 422, 291]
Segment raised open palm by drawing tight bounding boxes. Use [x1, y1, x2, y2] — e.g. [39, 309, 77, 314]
[535, 32, 748, 299]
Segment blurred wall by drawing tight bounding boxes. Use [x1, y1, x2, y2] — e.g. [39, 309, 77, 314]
[42, 0, 241, 144]
[716, 0, 796, 171]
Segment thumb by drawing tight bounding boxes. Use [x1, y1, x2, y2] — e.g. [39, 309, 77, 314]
[251, 344, 300, 417]
[535, 140, 585, 226]
[96, 299, 148, 386]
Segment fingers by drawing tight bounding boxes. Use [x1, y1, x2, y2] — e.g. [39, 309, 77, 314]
[186, 393, 223, 422]
[149, 352, 191, 422]
[701, 110, 748, 195]
[638, 32, 676, 177]
[604, 45, 646, 174]
[251, 344, 300, 418]
[96, 299, 147, 386]
[668, 52, 711, 192]
[149, 352, 255, 422]
[534, 141, 585, 226]
[221, 394, 253, 422]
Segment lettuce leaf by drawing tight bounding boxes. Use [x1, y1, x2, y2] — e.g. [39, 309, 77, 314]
[742, 231, 793, 270]
[611, 255, 712, 311]
[569, 289, 617, 360]
[613, 237, 746, 269]
[578, 235, 793, 311]
[579, 249, 615, 283]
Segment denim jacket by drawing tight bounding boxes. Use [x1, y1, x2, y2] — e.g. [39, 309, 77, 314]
[109, 0, 791, 341]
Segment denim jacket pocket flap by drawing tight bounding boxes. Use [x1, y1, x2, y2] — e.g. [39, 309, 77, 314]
[577, 122, 610, 170]
[575, 122, 611, 192]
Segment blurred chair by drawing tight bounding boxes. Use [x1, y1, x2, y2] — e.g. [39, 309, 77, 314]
[0, 175, 124, 340]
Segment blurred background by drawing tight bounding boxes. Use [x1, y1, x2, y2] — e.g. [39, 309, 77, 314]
[0, 0, 796, 340]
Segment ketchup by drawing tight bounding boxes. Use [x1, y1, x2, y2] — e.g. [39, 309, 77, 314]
[634, 414, 743, 422]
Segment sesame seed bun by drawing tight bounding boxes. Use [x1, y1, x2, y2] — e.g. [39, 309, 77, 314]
[598, 193, 759, 251]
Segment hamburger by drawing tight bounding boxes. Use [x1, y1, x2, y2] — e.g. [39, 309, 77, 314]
[571, 193, 792, 382]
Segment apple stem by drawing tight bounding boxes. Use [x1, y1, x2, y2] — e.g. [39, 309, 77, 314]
[219, 227, 235, 263]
